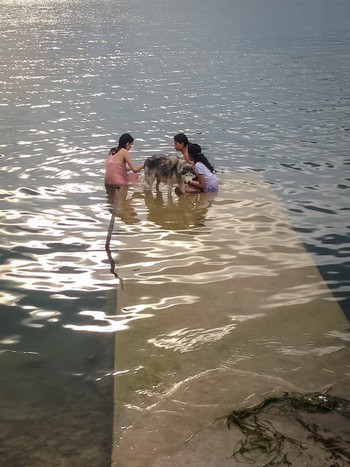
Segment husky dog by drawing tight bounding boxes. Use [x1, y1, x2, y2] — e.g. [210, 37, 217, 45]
[144, 154, 195, 195]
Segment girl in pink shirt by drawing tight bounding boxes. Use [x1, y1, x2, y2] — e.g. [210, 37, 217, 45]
[104, 133, 144, 187]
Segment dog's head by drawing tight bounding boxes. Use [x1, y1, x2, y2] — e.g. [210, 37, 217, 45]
[178, 160, 196, 183]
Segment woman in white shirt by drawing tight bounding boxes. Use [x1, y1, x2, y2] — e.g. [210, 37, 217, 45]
[184, 143, 219, 193]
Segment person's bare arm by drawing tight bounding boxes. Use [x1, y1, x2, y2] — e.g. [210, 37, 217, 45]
[188, 173, 205, 191]
[124, 151, 144, 173]
[183, 150, 194, 166]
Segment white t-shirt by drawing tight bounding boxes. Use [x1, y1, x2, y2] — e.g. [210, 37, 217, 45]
[195, 162, 219, 192]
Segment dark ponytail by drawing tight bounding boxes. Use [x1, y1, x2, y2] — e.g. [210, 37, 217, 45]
[109, 133, 134, 155]
[188, 143, 215, 173]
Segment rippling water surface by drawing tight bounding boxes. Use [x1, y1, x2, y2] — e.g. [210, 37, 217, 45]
[1, 0, 350, 465]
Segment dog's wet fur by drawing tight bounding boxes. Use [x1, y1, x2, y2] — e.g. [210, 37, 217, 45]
[144, 154, 195, 194]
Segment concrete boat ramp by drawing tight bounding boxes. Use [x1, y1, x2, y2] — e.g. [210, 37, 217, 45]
[109, 173, 350, 467]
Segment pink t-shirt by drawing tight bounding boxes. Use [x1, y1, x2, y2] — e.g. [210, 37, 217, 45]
[104, 155, 138, 186]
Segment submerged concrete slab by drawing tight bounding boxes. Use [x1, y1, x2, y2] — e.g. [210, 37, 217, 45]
[110, 174, 350, 467]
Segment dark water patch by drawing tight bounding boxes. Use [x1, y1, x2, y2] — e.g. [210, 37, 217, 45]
[293, 226, 316, 234]
[303, 204, 336, 215]
[249, 167, 266, 172]
[0, 306, 28, 336]
[17, 187, 41, 196]
[279, 163, 304, 171]
[0, 304, 114, 464]
[0, 343, 113, 467]
[302, 235, 350, 319]
[303, 162, 321, 168]
[0, 191, 12, 200]
[57, 216, 100, 226]
[320, 233, 350, 247]
[57, 265, 92, 274]
[4, 224, 47, 234]
[1, 247, 38, 264]
[289, 208, 303, 214]
[1, 295, 111, 340]
[47, 242, 87, 252]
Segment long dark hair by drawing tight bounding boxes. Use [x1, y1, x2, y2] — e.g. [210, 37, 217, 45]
[188, 143, 215, 173]
[109, 133, 134, 155]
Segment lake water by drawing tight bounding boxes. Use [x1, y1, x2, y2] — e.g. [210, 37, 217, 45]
[1, 0, 349, 465]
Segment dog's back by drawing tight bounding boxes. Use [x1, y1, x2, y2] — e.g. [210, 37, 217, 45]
[144, 154, 168, 172]
[144, 154, 178, 185]
[145, 154, 195, 194]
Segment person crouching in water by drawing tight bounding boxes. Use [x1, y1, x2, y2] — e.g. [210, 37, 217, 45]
[104, 133, 144, 187]
[173, 133, 192, 165]
[182, 143, 218, 194]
